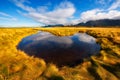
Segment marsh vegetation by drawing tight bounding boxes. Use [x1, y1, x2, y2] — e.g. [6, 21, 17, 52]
[0, 27, 120, 80]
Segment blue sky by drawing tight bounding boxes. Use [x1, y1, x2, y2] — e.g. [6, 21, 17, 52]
[0, 0, 120, 27]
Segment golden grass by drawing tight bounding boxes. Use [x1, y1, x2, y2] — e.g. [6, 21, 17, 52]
[0, 27, 120, 80]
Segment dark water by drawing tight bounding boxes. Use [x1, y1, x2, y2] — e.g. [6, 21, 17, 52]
[17, 31, 100, 66]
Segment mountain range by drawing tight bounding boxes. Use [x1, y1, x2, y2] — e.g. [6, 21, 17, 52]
[76, 19, 120, 27]
[44, 19, 120, 27]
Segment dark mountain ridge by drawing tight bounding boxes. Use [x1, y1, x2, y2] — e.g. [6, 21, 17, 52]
[76, 19, 120, 27]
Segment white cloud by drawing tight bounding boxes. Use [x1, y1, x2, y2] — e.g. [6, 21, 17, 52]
[37, 6, 48, 13]
[12, 0, 36, 12]
[13, 0, 76, 25]
[27, 4, 75, 25]
[0, 12, 17, 21]
[108, 0, 120, 10]
[80, 9, 120, 22]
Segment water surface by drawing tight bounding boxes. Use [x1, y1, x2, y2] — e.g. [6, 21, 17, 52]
[17, 31, 100, 66]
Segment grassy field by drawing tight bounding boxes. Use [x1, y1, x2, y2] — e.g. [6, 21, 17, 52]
[0, 27, 120, 80]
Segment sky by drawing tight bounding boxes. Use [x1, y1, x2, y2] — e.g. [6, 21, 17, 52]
[0, 0, 120, 27]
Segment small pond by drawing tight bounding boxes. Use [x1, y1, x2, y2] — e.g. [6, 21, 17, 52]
[17, 31, 100, 66]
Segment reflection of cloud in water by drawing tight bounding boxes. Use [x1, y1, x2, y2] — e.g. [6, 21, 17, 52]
[17, 31, 100, 66]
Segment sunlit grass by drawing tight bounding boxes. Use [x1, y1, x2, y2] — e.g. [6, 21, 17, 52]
[0, 27, 120, 80]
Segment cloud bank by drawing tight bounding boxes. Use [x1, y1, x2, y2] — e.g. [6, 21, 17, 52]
[12, 0, 76, 25]
[12, 0, 120, 25]
[78, 0, 120, 23]
[80, 9, 120, 23]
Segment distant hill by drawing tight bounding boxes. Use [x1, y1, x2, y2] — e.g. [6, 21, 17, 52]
[76, 19, 120, 27]
[44, 24, 64, 27]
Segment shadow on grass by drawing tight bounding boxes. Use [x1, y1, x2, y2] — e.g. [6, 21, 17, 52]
[48, 75, 64, 80]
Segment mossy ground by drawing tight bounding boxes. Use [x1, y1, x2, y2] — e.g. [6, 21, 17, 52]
[0, 27, 120, 80]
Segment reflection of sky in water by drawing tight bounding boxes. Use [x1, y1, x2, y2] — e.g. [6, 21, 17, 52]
[17, 31, 100, 66]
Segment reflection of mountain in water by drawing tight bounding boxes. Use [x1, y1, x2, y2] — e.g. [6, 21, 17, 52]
[17, 31, 100, 66]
